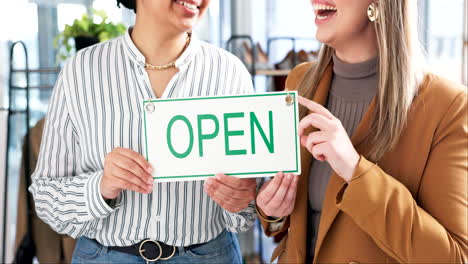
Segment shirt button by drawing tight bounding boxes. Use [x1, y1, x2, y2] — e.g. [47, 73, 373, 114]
[154, 215, 161, 222]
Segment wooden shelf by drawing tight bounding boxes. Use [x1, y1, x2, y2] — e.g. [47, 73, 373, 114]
[255, 69, 290, 76]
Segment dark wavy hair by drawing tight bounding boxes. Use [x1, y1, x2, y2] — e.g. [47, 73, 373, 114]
[117, 0, 136, 13]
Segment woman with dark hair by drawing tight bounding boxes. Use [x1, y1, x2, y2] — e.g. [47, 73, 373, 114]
[29, 0, 258, 263]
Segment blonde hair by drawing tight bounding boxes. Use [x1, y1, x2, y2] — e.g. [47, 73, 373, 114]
[298, 0, 425, 161]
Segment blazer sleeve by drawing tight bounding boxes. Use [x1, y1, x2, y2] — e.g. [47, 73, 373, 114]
[258, 206, 290, 237]
[336, 91, 468, 263]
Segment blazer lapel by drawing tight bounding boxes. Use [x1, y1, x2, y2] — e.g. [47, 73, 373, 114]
[313, 88, 377, 259]
[291, 63, 333, 260]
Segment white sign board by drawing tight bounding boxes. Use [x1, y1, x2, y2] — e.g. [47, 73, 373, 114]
[143, 92, 301, 182]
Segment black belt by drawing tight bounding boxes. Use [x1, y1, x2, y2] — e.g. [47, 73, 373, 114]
[108, 239, 201, 262]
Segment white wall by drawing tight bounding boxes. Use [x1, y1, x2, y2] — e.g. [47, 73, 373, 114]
[0, 40, 9, 264]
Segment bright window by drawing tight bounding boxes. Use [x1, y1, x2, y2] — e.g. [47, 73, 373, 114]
[93, 0, 123, 23]
[57, 3, 87, 32]
[425, 0, 465, 83]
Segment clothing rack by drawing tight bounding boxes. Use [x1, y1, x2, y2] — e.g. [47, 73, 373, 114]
[2, 41, 59, 263]
[225, 35, 318, 92]
[225, 35, 257, 91]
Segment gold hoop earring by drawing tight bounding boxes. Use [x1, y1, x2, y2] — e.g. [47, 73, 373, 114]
[367, 2, 379, 22]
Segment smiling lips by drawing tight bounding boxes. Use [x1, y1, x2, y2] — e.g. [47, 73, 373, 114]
[175, 0, 200, 11]
[312, 3, 337, 20]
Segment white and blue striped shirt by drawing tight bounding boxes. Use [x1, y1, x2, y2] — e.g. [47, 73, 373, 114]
[29, 29, 257, 247]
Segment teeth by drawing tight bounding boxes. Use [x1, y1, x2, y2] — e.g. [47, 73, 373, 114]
[176, 0, 198, 10]
[317, 14, 328, 20]
[313, 4, 337, 11]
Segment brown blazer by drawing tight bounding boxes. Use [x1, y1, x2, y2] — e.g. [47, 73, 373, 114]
[260, 62, 468, 263]
[15, 119, 76, 263]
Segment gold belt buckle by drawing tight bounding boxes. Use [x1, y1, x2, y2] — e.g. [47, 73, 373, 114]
[160, 245, 176, 261]
[138, 239, 177, 261]
[139, 239, 162, 262]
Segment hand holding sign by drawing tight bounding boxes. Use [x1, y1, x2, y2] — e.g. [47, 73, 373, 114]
[204, 174, 256, 213]
[297, 96, 359, 182]
[256, 172, 299, 218]
[101, 148, 154, 199]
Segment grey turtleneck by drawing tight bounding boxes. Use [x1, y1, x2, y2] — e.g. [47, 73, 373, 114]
[308, 54, 378, 257]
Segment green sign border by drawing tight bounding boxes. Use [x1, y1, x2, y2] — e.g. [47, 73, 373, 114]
[143, 91, 300, 179]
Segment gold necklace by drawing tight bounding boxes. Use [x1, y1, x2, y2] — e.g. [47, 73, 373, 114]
[145, 33, 191, 71]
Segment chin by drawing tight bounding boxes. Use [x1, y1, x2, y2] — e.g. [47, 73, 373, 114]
[175, 19, 197, 32]
[316, 30, 334, 46]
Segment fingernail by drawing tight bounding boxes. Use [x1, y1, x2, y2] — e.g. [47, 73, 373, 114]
[215, 174, 221, 180]
[287, 174, 293, 180]
[147, 178, 153, 184]
[147, 166, 153, 173]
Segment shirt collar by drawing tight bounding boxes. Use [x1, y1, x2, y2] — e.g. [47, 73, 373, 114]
[123, 26, 199, 70]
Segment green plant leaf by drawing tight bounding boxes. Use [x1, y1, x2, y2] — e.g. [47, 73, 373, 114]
[54, 9, 127, 63]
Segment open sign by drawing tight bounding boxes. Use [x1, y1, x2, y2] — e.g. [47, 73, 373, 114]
[143, 92, 301, 182]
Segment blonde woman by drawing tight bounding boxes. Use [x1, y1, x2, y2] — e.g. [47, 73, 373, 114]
[255, 0, 467, 263]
